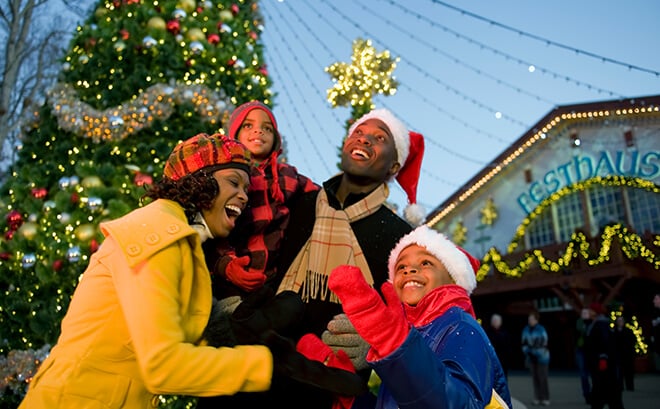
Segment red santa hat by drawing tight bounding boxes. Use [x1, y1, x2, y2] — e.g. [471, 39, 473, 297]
[387, 225, 479, 294]
[348, 109, 426, 225]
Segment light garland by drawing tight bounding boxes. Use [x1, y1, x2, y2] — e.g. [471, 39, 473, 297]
[508, 176, 659, 253]
[46, 82, 234, 142]
[478, 223, 659, 281]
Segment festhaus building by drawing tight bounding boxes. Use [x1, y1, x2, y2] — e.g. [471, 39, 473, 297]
[425, 95, 660, 369]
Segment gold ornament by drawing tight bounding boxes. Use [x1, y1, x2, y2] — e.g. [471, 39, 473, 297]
[18, 222, 39, 241]
[81, 175, 104, 188]
[186, 27, 205, 42]
[95, 7, 108, 19]
[178, 0, 196, 13]
[75, 224, 97, 242]
[147, 16, 166, 31]
[219, 10, 233, 21]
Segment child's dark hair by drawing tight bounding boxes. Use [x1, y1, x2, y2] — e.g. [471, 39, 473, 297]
[142, 167, 221, 224]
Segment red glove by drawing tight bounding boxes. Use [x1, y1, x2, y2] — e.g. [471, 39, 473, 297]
[224, 255, 266, 291]
[297, 333, 357, 409]
[598, 357, 608, 371]
[328, 265, 409, 358]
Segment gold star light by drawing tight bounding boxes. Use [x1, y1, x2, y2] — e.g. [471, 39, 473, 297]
[325, 38, 399, 109]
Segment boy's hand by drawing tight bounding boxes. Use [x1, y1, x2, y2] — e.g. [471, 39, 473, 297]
[329, 265, 409, 358]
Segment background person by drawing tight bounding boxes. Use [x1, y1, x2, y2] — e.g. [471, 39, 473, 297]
[487, 313, 513, 379]
[575, 307, 593, 404]
[585, 302, 624, 409]
[521, 310, 551, 406]
[614, 315, 636, 392]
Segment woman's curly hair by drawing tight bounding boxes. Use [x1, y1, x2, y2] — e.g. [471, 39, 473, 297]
[142, 167, 222, 224]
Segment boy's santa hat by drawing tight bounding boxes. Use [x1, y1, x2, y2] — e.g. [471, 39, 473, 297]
[387, 225, 479, 294]
[348, 109, 426, 225]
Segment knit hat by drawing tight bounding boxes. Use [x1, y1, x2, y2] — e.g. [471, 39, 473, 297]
[163, 133, 251, 181]
[225, 100, 281, 153]
[387, 225, 479, 294]
[225, 100, 285, 202]
[347, 109, 425, 225]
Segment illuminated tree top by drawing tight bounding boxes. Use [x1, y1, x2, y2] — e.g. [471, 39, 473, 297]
[325, 38, 399, 109]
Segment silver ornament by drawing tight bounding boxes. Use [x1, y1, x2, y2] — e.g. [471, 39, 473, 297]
[67, 246, 81, 263]
[22, 253, 37, 269]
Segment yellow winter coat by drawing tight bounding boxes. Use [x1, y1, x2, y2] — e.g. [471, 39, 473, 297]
[19, 199, 272, 408]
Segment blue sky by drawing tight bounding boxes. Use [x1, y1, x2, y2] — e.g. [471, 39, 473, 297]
[36, 0, 660, 217]
[258, 0, 660, 216]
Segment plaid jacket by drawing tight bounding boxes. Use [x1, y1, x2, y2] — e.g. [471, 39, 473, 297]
[205, 150, 319, 299]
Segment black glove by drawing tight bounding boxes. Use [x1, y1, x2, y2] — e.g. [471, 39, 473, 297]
[201, 297, 237, 347]
[230, 286, 304, 344]
[263, 330, 368, 396]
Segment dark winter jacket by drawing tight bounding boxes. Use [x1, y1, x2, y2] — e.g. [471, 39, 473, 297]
[372, 306, 512, 409]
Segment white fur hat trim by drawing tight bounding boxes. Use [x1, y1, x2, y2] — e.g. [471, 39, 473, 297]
[387, 225, 477, 294]
[347, 108, 409, 169]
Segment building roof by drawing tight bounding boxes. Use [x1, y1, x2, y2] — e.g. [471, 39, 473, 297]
[425, 94, 660, 226]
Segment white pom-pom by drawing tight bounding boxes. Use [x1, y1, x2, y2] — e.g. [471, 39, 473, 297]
[404, 203, 426, 226]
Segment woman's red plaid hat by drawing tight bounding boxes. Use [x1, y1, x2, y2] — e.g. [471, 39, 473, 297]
[163, 133, 252, 180]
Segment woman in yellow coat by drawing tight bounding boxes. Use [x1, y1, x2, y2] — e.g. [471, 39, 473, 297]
[19, 133, 273, 408]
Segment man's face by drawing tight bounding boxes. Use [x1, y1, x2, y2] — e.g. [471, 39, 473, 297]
[340, 118, 400, 184]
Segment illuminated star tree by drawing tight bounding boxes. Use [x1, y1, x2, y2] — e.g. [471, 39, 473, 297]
[325, 38, 399, 130]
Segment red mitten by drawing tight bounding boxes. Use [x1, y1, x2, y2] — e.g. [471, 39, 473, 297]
[328, 265, 409, 358]
[224, 255, 266, 291]
[297, 334, 357, 409]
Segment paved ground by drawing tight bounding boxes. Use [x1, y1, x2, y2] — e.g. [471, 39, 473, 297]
[508, 370, 659, 409]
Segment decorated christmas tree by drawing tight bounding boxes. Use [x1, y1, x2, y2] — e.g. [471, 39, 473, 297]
[0, 0, 272, 403]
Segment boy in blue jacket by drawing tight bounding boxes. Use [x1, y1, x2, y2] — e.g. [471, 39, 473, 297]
[329, 225, 512, 409]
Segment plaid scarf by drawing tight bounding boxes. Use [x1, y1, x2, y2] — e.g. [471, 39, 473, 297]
[277, 183, 388, 302]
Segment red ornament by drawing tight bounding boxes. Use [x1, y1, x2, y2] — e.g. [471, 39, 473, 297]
[134, 172, 153, 186]
[90, 239, 100, 253]
[166, 20, 180, 34]
[53, 259, 63, 271]
[207, 33, 220, 45]
[5, 230, 15, 240]
[70, 192, 79, 204]
[249, 31, 257, 40]
[120, 29, 130, 40]
[259, 65, 268, 76]
[6, 209, 23, 229]
[31, 187, 48, 199]
[227, 59, 236, 67]
[231, 4, 239, 15]
[0, 252, 10, 260]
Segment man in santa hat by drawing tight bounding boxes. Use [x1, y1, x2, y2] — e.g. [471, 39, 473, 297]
[197, 108, 425, 409]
